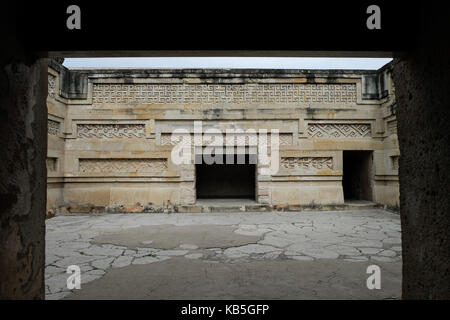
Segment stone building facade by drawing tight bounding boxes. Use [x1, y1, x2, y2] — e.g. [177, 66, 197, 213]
[46, 60, 399, 213]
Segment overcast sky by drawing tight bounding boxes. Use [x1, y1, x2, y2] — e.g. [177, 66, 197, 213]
[63, 57, 393, 70]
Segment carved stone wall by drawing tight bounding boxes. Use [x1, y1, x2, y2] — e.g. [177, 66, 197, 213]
[307, 123, 371, 138]
[46, 66, 399, 209]
[93, 83, 357, 105]
[160, 133, 293, 146]
[77, 124, 146, 138]
[48, 74, 56, 99]
[79, 159, 167, 173]
[280, 157, 333, 170]
[48, 119, 60, 136]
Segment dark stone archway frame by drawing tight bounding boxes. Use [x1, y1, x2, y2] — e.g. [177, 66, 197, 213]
[1, 4, 450, 299]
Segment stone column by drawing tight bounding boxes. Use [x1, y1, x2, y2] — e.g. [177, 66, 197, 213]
[0, 52, 48, 298]
[392, 4, 450, 299]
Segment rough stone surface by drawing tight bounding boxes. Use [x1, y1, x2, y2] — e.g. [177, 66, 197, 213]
[185, 253, 203, 259]
[44, 209, 402, 299]
[65, 257, 401, 300]
[392, 5, 450, 298]
[93, 224, 262, 249]
[0, 53, 47, 299]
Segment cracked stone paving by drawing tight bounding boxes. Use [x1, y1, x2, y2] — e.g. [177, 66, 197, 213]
[45, 209, 402, 300]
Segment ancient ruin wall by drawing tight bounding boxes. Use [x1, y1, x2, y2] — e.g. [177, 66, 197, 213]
[46, 61, 399, 212]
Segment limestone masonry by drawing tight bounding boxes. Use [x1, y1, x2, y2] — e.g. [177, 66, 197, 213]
[46, 60, 399, 213]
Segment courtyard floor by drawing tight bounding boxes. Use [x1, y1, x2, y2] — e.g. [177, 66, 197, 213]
[45, 209, 402, 300]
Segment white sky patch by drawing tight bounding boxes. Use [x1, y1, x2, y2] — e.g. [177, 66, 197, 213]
[63, 57, 393, 70]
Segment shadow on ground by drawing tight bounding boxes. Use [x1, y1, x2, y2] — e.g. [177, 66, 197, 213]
[66, 257, 401, 299]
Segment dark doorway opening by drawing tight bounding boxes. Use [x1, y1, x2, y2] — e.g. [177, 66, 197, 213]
[342, 151, 374, 201]
[196, 154, 256, 199]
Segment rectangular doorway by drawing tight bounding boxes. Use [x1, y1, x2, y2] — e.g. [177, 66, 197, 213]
[196, 153, 256, 199]
[342, 150, 374, 201]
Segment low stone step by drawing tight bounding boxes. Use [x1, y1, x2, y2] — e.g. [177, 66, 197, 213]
[51, 201, 392, 215]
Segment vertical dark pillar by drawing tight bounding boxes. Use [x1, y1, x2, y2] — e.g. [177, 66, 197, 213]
[0, 7, 47, 299]
[392, 5, 450, 299]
